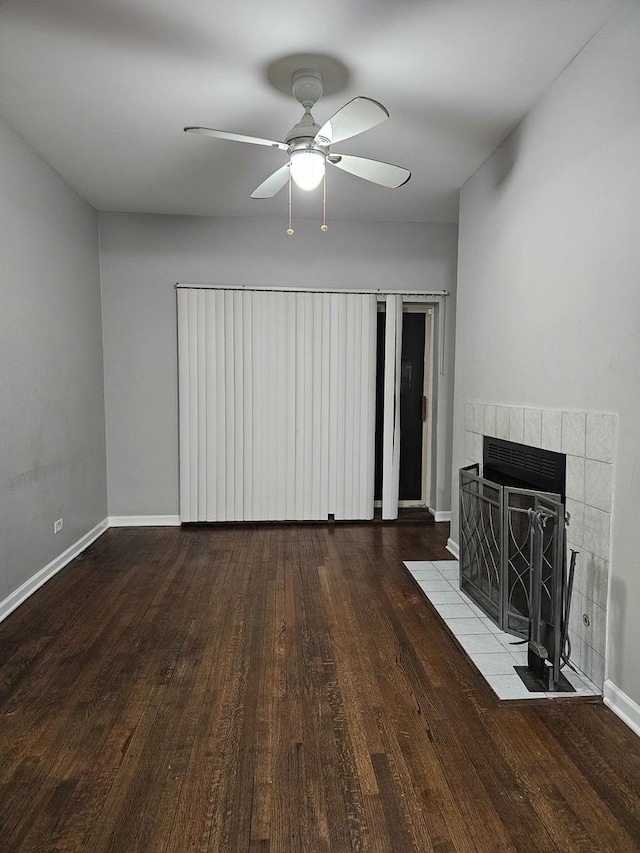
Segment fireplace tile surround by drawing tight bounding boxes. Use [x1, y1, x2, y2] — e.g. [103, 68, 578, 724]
[462, 401, 617, 689]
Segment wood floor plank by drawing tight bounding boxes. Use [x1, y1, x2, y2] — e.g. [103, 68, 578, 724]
[0, 521, 638, 852]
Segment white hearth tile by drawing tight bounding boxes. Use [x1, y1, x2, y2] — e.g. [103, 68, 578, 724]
[464, 439, 474, 465]
[582, 505, 611, 561]
[580, 599, 607, 658]
[473, 653, 519, 676]
[566, 539, 580, 556]
[579, 597, 594, 647]
[541, 409, 562, 451]
[565, 499, 584, 548]
[563, 666, 598, 695]
[465, 430, 482, 463]
[581, 644, 605, 689]
[497, 632, 525, 650]
[431, 560, 459, 572]
[484, 405, 497, 438]
[509, 650, 529, 666]
[496, 406, 510, 440]
[509, 407, 524, 444]
[562, 666, 586, 692]
[569, 589, 585, 639]
[458, 634, 506, 655]
[433, 603, 477, 619]
[570, 634, 583, 671]
[409, 569, 442, 581]
[592, 603, 607, 659]
[465, 401, 474, 432]
[584, 459, 612, 512]
[562, 411, 586, 457]
[447, 618, 492, 636]
[524, 408, 542, 447]
[580, 552, 608, 610]
[462, 599, 489, 618]
[439, 567, 461, 582]
[471, 431, 483, 462]
[403, 560, 435, 571]
[417, 578, 454, 592]
[565, 455, 585, 502]
[473, 402, 485, 434]
[485, 674, 540, 700]
[480, 617, 502, 634]
[434, 567, 459, 582]
[455, 587, 480, 607]
[586, 413, 615, 463]
[421, 588, 464, 605]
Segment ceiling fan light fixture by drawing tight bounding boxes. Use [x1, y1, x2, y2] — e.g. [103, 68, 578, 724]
[289, 149, 325, 191]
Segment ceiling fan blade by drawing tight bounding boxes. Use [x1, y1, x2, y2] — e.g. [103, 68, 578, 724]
[329, 154, 410, 188]
[315, 97, 389, 145]
[184, 127, 288, 152]
[250, 163, 291, 199]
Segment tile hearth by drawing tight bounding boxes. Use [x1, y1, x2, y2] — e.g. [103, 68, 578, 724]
[405, 559, 600, 701]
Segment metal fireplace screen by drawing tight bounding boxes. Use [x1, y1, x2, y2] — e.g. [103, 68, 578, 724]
[459, 464, 565, 640]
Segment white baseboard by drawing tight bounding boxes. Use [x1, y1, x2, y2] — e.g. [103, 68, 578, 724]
[429, 508, 451, 523]
[603, 680, 640, 737]
[446, 538, 460, 560]
[0, 518, 109, 625]
[108, 515, 181, 527]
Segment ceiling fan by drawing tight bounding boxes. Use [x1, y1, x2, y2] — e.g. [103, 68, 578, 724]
[184, 69, 411, 200]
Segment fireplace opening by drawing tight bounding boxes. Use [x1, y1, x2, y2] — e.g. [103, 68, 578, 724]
[483, 436, 566, 502]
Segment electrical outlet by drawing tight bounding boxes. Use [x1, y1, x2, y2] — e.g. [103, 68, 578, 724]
[54, 518, 63, 535]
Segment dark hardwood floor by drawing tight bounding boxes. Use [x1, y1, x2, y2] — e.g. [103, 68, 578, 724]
[0, 522, 638, 852]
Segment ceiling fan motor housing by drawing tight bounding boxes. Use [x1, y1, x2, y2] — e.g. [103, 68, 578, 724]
[285, 118, 323, 148]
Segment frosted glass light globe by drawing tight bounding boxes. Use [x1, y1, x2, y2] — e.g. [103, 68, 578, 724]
[289, 149, 325, 191]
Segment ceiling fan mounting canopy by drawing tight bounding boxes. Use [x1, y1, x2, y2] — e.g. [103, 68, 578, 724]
[184, 63, 411, 199]
[291, 69, 323, 110]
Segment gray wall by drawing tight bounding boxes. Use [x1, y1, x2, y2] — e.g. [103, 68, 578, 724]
[452, 2, 640, 705]
[0, 117, 107, 603]
[99, 213, 458, 518]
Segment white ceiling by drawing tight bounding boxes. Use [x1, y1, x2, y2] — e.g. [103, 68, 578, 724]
[0, 0, 617, 223]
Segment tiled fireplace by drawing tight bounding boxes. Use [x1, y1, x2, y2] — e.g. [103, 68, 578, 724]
[463, 402, 616, 689]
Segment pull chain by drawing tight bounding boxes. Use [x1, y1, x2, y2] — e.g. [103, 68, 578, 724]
[321, 171, 328, 232]
[286, 173, 294, 236]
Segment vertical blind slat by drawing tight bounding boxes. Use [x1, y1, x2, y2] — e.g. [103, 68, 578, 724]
[188, 292, 199, 518]
[242, 294, 253, 518]
[177, 290, 191, 522]
[197, 290, 207, 521]
[382, 294, 403, 520]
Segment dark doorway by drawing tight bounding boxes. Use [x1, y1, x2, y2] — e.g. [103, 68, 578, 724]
[399, 313, 426, 500]
[374, 311, 427, 502]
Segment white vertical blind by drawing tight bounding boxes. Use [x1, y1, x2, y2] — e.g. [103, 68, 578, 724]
[382, 293, 403, 520]
[177, 287, 375, 522]
[329, 293, 377, 520]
